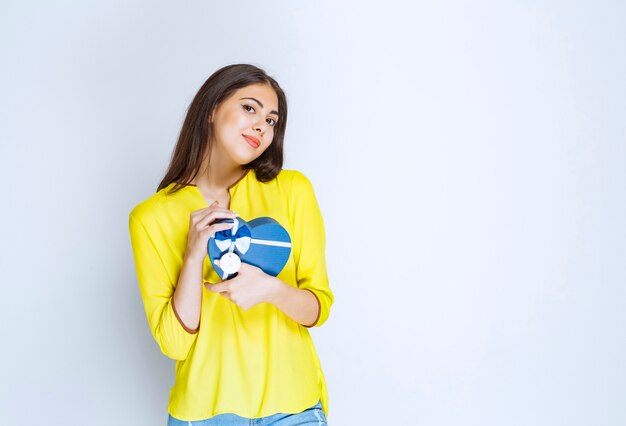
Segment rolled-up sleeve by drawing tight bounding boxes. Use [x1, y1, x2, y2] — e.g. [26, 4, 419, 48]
[128, 213, 198, 360]
[291, 171, 334, 327]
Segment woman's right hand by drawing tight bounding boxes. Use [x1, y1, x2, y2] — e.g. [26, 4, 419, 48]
[185, 201, 238, 262]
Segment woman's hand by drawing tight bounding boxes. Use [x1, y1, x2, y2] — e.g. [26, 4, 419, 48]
[205, 261, 280, 310]
[185, 201, 238, 262]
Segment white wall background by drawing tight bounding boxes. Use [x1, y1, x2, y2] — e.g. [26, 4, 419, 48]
[1, 1, 624, 424]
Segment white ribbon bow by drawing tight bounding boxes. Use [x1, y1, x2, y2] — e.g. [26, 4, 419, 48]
[214, 218, 251, 255]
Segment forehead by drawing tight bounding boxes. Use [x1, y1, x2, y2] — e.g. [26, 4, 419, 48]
[232, 84, 279, 111]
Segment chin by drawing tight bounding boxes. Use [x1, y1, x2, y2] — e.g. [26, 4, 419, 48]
[231, 154, 259, 166]
[233, 148, 264, 164]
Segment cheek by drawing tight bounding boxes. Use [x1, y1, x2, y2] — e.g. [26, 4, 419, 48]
[221, 109, 248, 129]
[264, 133, 275, 150]
[229, 113, 249, 130]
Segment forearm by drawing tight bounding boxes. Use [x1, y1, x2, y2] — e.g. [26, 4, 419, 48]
[172, 252, 205, 332]
[268, 277, 320, 327]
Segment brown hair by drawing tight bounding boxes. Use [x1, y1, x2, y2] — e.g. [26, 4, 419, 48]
[157, 64, 288, 194]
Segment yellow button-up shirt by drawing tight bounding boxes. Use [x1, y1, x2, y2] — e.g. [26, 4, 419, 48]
[128, 168, 333, 421]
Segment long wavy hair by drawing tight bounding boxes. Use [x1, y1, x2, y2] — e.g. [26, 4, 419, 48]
[157, 64, 288, 194]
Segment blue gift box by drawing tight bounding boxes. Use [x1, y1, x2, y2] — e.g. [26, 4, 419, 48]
[207, 216, 292, 280]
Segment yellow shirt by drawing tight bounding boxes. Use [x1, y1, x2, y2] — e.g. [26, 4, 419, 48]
[128, 168, 333, 421]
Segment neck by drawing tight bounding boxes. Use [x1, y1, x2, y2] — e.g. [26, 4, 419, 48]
[192, 148, 245, 194]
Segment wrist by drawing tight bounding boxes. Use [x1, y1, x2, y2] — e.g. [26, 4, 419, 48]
[266, 276, 286, 305]
[184, 249, 206, 264]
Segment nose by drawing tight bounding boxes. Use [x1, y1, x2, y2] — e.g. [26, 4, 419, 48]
[254, 118, 270, 134]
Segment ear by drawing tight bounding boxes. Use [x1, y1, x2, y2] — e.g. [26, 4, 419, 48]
[206, 105, 216, 124]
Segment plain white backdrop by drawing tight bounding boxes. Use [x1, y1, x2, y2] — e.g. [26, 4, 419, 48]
[1, 1, 624, 424]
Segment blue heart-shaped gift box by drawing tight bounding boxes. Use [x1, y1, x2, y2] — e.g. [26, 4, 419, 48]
[207, 216, 292, 280]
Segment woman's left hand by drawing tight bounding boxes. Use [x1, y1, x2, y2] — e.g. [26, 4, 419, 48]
[205, 261, 279, 310]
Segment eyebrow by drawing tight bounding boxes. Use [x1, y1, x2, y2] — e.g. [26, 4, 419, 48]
[240, 97, 279, 117]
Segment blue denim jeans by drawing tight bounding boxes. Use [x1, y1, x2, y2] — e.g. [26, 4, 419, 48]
[167, 400, 327, 426]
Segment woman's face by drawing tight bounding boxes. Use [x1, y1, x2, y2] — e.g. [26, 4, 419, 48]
[209, 83, 280, 166]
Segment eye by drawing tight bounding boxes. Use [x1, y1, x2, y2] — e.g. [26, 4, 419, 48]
[243, 104, 277, 127]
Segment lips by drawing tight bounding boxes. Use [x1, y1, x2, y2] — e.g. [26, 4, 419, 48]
[242, 134, 260, 148]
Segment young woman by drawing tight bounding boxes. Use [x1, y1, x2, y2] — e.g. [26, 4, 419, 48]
[128, 64, 334, 425]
